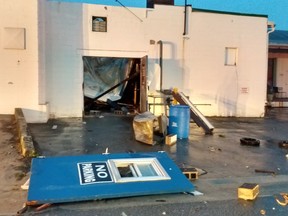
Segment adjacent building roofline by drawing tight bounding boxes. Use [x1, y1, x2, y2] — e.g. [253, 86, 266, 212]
[269, 30, 288, 46]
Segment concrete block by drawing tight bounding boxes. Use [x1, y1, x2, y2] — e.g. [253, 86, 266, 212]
[181, 167, 199, 180]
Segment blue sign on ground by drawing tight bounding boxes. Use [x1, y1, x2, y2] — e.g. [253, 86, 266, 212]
[27, 152, 194, 205]
[78, 162, 113, 185]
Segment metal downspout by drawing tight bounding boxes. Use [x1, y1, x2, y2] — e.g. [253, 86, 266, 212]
[157, 40, 163, 91]
[183, 0, 187, 35]
[267, 21, 275, 34]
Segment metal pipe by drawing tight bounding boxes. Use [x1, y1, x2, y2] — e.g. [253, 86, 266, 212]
[157, 40, 163, 91]
[183, 0, 187, 35]
[267, 21, 275, 34]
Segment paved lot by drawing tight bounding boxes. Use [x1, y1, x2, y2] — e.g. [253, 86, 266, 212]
[1, 108, 288, 215]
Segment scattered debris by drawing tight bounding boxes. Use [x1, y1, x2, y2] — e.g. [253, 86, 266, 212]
[126, 149, 135, 153]
[51, 125, 57, 130]
[275, 193, 288, 206]
[286, 154, 288, 159]
[121, 212, 128, 216]
[165, 134, 177, 146]
[114, 110, 123, 115]
[238, 183, 259, 201]
[208, 146, 216, 152]
[16, 203, 28, 215]
[278, 140, 288, 149]
[37, 156, 46, 159]
[208, 146, 222, 152]
[190, 190, 204, 196]
[90, 110, 101, 116]
[35, 203, 52, 211]
[21, 178, 30, 190]
[155, 199, 166, 202]
[260, 209, 266, 215]
[158, 114, 168, 136]
[181, 167, 198, 180]
[103, 148, 109, 154]
[255, 169, 276, 175]
[240, 138, 260, 146]
[133, 112, 156, 145]
[179, 165, 208, 180]
[218, 134, 225, 138]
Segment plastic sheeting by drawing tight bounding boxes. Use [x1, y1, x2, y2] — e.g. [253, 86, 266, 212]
[83, 57, 133, 101]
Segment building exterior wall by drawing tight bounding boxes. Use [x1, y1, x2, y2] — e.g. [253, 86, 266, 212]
[44, 2, 84, 118]
[185, 10, 268, 117]
[0, 0, 48, 122]
[0, 1, 268, 121]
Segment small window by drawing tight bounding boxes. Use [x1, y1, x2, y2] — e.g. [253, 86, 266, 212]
[225, 47, 238, 66]
[108, 158, 171, 183]
[92, 16, 107, 32]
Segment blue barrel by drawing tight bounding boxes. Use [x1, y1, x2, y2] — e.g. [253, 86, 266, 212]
[168, 105, 190, 139]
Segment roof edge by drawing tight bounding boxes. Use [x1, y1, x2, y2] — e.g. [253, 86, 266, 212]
[269, 44, 288, 47]
[192, 8, 268, 18]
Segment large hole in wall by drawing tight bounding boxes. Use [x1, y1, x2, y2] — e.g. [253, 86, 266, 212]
[83, 56, 141, 115]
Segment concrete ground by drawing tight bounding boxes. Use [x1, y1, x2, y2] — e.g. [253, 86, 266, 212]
[1, 108, 288, 215]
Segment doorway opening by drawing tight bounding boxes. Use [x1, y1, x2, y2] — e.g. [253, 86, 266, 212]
[267, 58, 276, 96]
[83, 56, 147, 115]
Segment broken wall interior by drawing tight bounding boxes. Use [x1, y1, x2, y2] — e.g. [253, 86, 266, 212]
[83, 56, 141, 114]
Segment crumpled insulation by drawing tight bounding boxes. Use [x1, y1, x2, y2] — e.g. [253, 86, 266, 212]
[133, 112, 157, 145]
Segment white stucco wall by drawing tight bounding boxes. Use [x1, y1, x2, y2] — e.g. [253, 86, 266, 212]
[44, 2, 84, 118]
[0, 1, 268, 121]
[83, 5, 267, 117]
[0, 0, 48, 122]
[184, 10, 268, 117]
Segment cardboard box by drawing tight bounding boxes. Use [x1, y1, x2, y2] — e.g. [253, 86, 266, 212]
[238, 183, 259, 200]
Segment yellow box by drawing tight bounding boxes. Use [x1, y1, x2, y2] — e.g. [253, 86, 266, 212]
[238, 183, 259, 200]
[165, 134, 177, 146]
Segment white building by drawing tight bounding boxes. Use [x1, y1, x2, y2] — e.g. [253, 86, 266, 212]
[268, 30, 288, 107]
[0, 0, 270, 122]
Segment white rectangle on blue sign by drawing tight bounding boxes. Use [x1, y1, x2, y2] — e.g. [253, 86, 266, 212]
[78, 162, 113, 185]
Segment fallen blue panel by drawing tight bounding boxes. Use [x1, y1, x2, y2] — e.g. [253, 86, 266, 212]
[27, 152, 194, 204]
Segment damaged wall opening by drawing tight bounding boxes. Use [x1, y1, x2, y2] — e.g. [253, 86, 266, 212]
[83, 56, 144, 115]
